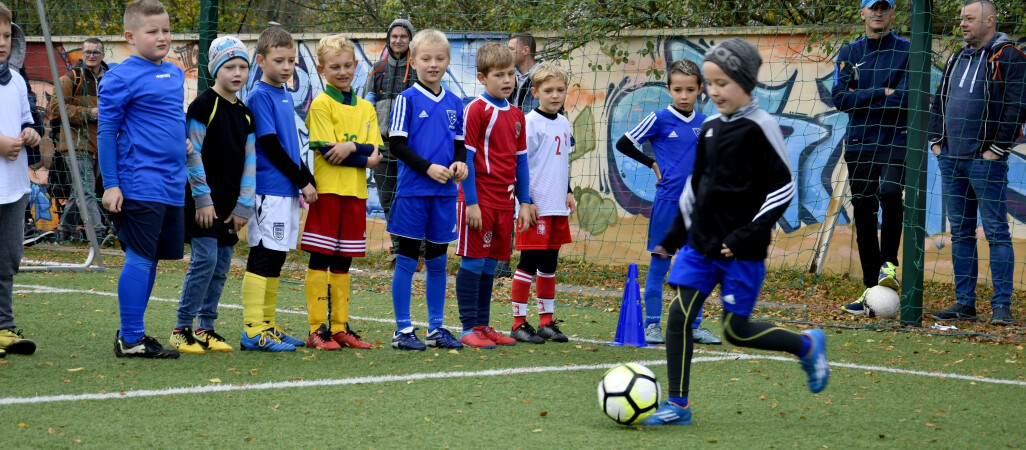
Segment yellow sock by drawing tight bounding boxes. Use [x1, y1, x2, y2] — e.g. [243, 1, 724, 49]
[241, 272, 267, 337]
[263, 276, 280, 330]
[328, 272, 351, 334]
[306, 269, 329, 334]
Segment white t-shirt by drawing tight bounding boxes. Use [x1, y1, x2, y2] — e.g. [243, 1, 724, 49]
[0, 71, 32, 205]
[524, 109, 572, 217]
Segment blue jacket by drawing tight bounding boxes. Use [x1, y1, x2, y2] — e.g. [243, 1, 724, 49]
[831, 31, 910, 149]
[928, 33, 1026, 158]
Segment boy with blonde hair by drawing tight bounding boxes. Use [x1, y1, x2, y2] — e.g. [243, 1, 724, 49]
[239, 27, 318, 352]
[301, 34, 382, 350]
[387, 29, 468, 350]
[99, 0, 187, 358]
[455, 42, 535, 348]
[509, 61, 575, 344]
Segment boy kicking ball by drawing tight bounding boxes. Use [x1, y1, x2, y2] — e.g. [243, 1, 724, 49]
[644, 39, 829, 425]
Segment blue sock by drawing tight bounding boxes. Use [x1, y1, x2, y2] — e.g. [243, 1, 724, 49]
[145, 260, 157, 299]
[119, 248, 154, 343]
[669, 396, 688, 407]
[425, 254, 448, 332]
[692, 304, 704, 328]
[644, 256, 671, 326]
[456, 257, 484, 331]
[799, 334, 811, 358]
[392, 254, 417, 332]
[478, 258, 497, 326]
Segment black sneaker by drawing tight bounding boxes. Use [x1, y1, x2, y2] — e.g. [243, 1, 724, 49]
[114, 333, 180, 358]
[537, 320, 568, 343]
[930, 303, 977, 322]
[510, 322, 545, 344]
[991, 307, 1013, 326]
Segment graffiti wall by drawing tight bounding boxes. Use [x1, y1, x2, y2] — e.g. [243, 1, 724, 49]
[23, 31, 1026, 285]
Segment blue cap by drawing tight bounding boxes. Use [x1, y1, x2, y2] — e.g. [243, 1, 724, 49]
[861, 0, 895, 8]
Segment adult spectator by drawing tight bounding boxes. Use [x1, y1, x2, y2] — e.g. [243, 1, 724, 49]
[46, 37, 109, 242]
[508, 33, 541, 112]
[831, 0, 909, 315]
[928, 0, 1025, 326]
[364, 19, 416, 262]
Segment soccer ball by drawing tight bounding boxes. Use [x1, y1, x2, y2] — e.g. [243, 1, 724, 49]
[597, 362, 661, 425]
[864, 285, 900, 318]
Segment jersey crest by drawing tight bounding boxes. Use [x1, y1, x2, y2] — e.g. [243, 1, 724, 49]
[447, 110, 458, 129]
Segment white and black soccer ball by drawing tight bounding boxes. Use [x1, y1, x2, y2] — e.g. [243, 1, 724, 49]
[864, 285, 900, 318]
[597, 362, 661, 425]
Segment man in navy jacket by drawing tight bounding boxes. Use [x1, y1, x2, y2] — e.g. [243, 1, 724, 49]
[928, 0, 1026, 326]
[831, 0, 909, 314]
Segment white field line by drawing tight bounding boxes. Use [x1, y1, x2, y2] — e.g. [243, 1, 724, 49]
[0, 358, 685, 406]
[12, 284, 1026, 400]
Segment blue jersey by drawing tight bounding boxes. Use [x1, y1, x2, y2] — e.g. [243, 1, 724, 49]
[249, 81, 303, 197]
[97, 55, 187, 205]
[389, 83, 465, 198]
[624, 106, 706, 201]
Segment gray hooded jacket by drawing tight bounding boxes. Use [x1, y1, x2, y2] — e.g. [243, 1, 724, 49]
[364, 19, 417, 141]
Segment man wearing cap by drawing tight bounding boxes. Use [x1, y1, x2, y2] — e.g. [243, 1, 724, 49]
[928, 0, 1026, 326]
[831, 0, 910, 315]
[364, 19, 416, 262]
[47, 37, 110, 243]
[169, 35, 255, 354]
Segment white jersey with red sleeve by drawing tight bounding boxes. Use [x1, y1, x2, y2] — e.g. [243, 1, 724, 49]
[461, 95, 527, 209]
[524, 109, 572, 217]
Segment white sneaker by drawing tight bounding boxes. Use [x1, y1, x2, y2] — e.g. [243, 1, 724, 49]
[644, 323, 665, 344]
[691, 326, 722, 345]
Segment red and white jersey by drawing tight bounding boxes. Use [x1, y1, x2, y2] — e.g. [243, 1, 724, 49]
[525, 109, 572, 217]
[461, 95, 527, 209]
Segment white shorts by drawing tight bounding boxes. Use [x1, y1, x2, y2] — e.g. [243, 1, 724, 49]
[248, 195, 301, 251]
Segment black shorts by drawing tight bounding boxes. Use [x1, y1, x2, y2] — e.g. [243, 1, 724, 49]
[114, 199, 185, 261]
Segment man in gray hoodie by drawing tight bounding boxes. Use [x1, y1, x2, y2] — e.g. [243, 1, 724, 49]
[364, 19, 416, 258]
[927, 0, 1026, 326]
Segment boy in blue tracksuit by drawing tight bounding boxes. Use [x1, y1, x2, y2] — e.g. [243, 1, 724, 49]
[98, 0, 188, 358]
[830, 0, 909, 315]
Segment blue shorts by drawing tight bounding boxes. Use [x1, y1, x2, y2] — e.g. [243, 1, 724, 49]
[114, 199, 185, 261]
[647, 198, 679, 253]
[667, 245, 765, 316]
[386, 196, 458, 244]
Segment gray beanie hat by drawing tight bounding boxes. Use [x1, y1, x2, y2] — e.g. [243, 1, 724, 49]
[703, 38, 761, 93]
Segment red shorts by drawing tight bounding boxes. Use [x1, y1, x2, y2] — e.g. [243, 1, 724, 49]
[516, 215, 572, 250]
[456, 202, 514, 260]
[300, 194, 367, 257]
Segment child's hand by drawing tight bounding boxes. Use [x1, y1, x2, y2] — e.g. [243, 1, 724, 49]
[19, 128, 41, 148]
[0, 135, 24, 160]
[367, 148, 383, 168]
[102, 187, 123, 213]
[301, 183, 318, 204]
[226, 213, 249, 234]
[186, 139, 194, 156]
[450, 161, 468, 182]
[651, 161, 662, 182]
[195, 205, 217, 229]
[652, 246, 672, 258]
[518, 203, 538, 232]
[566, 192, 576, 214]
[324, 142, 357, 165]
[720, 243, 734, 258]
[465, 203, 482, 230]
[426, 164, 452, 183]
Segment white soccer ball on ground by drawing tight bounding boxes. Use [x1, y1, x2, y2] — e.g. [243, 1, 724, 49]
[864, 285, 900, 318]
[597, 362, 661, 425]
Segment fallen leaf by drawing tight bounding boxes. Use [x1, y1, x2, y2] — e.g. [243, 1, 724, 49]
[209, 378, 222, 383]
[250, 369, 258, 376]
[540, 411, 548, 417]
[18, 422, 28, 428]
[67, 367, 85, 372]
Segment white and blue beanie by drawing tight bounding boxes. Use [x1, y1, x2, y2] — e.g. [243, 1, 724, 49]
[208, 36, 249, 78]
